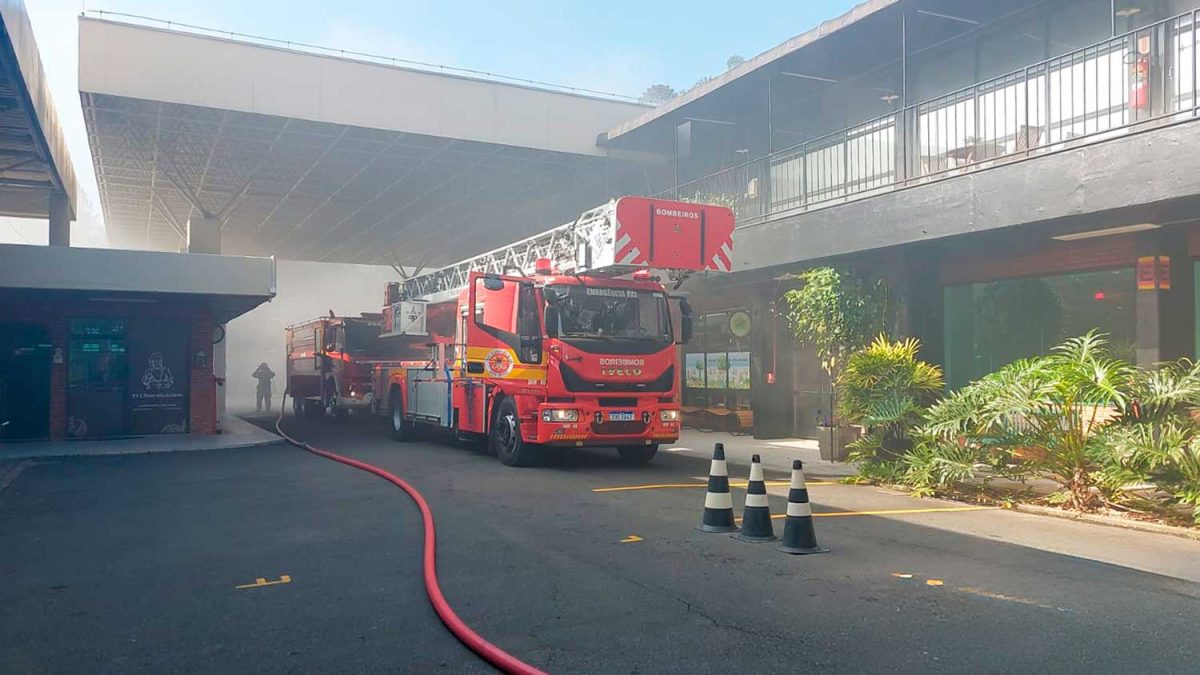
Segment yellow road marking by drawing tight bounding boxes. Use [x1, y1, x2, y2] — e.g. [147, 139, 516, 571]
[957, 586, 1069, 611]
[592, 480, 834, 493]
[765, 505, 996, 519]
[235, 574, 292, 589]
[926, 579, 944, 586]
[891, 573, 914, 579]
[620, 535, 643, 543]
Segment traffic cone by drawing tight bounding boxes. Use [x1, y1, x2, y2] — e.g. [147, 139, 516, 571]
[777, 460, 828, 555]
[734, 454, 776, 543]
[697, 443, 738, 533]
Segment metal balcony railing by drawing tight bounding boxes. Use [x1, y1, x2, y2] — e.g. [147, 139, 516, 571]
[666, 10, 1200, 226]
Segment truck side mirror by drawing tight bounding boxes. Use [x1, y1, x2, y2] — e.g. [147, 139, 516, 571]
[544, 306, 560, 337]
[482, 276, 505, 292]
[679, 298, 694, 344]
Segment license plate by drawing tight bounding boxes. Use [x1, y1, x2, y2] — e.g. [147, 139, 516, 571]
[608, 411, 635, 422]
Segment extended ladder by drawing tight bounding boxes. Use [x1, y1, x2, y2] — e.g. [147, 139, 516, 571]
[398, 201, 614, 304]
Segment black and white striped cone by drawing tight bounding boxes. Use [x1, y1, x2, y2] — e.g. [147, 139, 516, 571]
[734, 454, 776, 543]
[697, 443, 738, 533]
[777, 460, 829, 555]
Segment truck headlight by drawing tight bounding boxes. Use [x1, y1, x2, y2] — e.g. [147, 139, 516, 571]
[660, 409, 681, 422]
[542, 409, 579, 422]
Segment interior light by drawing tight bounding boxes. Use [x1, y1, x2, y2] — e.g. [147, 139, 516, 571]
[1051, 223, 1159, 241]
[1115, 7, 1142, 17]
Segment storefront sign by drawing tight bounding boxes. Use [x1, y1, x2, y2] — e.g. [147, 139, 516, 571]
[728, 311, 752, 338]
[128, 320, 190, 434]
[727, 352, 751, 390]
[1157, 256, 1171, 290]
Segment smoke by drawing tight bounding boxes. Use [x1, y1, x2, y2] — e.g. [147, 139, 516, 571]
[225, 259, 401, 413]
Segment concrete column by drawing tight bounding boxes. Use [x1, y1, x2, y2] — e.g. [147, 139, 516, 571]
[187, 214, 222, 254]
[48, 191, 70, 247]
[1135, 230, 1193, 367]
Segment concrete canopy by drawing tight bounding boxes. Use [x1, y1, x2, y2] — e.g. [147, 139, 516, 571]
[0, 0, 77, 218]
[79, 17, 648, 265]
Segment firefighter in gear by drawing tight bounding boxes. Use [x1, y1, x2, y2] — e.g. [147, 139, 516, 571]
[253, 362, 275, 412]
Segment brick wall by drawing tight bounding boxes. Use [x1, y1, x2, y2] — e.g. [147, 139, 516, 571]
[940, 235, 1139, 286]
[189, 319, 216, 434]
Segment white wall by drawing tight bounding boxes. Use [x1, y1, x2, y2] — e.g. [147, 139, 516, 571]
[79, 18, 646, 158]
[225, 259, 401, 411]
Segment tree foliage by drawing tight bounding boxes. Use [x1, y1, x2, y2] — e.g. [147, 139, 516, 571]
[639, 84, 678, 105]
[780, 267, 890, 382]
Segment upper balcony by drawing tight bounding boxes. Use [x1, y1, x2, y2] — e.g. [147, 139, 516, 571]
[601, 1, 1200, 270]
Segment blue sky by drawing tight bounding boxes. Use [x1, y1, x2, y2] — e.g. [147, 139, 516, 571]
[7, 0, 862, 245]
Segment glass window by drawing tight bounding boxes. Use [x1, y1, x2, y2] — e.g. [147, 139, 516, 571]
[944, 268, 1135, 390]
[69, 319, 129, 388]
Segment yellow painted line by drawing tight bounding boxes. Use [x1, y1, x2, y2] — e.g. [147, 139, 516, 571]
[926, 579, 944, 587]
[764, 505, 997, 520]
[592, 480, 834, 493]
[620, 535, 643, 543]
[957, 586, 1069, 611]
[235, 574, 292, 589]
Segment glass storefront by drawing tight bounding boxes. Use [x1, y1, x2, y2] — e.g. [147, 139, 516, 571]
[944, 268, 1136, 390]
[682, 309, 753, 430]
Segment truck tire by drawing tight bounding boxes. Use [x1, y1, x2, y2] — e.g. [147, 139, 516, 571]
[303, 399, 322, 419]
[490, 398, 539, 467]
[390, 392, 412, 442]
[618, 444, 659, 465]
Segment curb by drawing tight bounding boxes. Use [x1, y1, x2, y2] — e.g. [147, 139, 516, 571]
[1011, 502, 1200, 541]
[854, 481, 1200, 541]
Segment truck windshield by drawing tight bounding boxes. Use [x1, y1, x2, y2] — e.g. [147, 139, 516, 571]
[547, 285, 671, 343]
[344, 320, 424, 359]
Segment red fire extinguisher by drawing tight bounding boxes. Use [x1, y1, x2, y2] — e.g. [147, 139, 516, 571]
[1130, 53, 1150, 110]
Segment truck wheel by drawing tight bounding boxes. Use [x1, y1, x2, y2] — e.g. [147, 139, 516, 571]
[490, 398, 539, 467]
[303, 399, 322, 419]
[618, 444, 659, 465]
[390, 394, 412, 442]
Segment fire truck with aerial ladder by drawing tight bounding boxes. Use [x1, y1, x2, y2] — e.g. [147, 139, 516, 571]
[287, 196, 734, 466]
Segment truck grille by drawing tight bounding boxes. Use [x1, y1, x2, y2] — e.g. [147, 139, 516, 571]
[560, 363, 674, 393]
[591, 420, 649, 436]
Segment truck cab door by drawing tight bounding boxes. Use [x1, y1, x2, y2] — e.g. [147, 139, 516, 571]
[464, 272, 542, 378]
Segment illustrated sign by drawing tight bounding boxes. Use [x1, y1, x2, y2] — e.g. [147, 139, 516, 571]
[727, 352, 751, 390]
[706, 353, 728, 389]
[685, 353, 706, 388]
[128, 320, 189, 434]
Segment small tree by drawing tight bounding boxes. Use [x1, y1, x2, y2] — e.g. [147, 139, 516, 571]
[780, 267, 891, 387]
[639, 84, 678, 105]
[726, 54, 746, 70]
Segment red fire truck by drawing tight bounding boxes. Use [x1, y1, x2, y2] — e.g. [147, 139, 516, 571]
[368, 196, 734, 466]
[285, 313, 426, 418]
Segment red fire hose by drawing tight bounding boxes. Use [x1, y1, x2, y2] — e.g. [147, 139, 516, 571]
[275, 395, 547, 675]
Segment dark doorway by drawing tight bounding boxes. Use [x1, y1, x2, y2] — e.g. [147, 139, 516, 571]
[0, 322, 52, 441]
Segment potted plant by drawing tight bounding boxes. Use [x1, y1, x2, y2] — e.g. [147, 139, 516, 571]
[780, 267, 891, 461]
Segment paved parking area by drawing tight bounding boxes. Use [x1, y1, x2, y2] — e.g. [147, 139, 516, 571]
[3, 416, 1199, 673]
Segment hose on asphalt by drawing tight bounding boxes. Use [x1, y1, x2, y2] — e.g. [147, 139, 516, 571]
[276, 393, 548, 675]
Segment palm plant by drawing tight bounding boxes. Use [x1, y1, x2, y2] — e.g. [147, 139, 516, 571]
[919, 331, 1133, 511]
[1099, 360, 1200, 523]
[838, 336, 943, 458]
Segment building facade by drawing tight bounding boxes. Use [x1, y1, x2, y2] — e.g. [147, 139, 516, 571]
[601, 0, 1200, 438]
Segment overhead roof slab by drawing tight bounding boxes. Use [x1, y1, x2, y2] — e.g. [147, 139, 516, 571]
[79, 16, 648, 264]
[0, 0, 77, 218]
